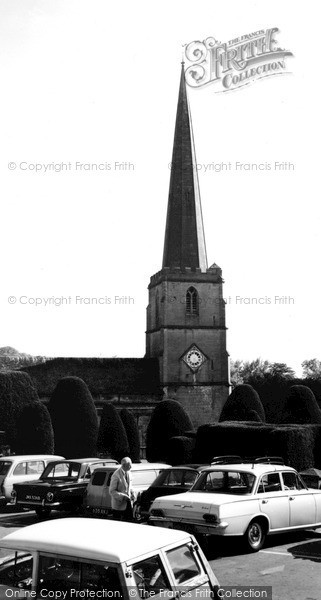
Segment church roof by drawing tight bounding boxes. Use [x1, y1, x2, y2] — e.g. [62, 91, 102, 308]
[162, 63, 207, 272]
[22, 357, 161, 397]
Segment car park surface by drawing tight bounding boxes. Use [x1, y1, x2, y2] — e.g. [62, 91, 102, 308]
[150, 458, 321, 551]
[84, 462, 170, 517]
[0, 455, 64, 505]
[0, 517, 220, 598]
[11, 457, 118, 516]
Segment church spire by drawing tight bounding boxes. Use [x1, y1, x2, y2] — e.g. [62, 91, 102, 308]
[162, 63, 208, 272]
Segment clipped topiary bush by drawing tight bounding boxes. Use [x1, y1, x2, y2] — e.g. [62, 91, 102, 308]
[120, 408, 140, 463]
[15, 402, 54, 454]
[194, 422, 273, 463]
[167, 436, 194, 465]
[146, 400, 194, 462]
[220, 384, 266, 422]
[248, 410, 263, 422]
[48, 376, 98, 458]
[282, 385, 321, 424]
[0, 371, 39, 451]
[269, 425, 316, 471]
[97, 403, 129, 461]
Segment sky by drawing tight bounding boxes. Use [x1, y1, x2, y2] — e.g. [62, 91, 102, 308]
[0, 0, 320, 376]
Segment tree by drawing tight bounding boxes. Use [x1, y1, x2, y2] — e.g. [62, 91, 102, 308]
[230, 358, 295, 387]
[146, 400, 194, 462]
[16, 403, 54, 454]
[48, 376, 98, 458]
[120, 409, 140, 462]
[0, 371, 39, 451]
[220, 384, 266, 422]
[97, 403, 129, 461]
[302, 359, 321, 380]
[282, 385, 321, 424]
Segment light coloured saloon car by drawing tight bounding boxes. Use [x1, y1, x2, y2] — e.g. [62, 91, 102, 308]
[0, 518, 220, 598]
[149, 457, 321, 551]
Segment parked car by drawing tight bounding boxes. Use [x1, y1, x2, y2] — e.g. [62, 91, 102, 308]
[10, 458, 118, 516]
[0, 517, 220, 598]
[0, 455, 64, 506]
[134, 466, 206, 522]
[84, 462, 170, 517]
[149, 457, 321, 551]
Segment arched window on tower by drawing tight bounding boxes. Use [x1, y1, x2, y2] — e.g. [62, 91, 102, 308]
[186, 287, 199, 315]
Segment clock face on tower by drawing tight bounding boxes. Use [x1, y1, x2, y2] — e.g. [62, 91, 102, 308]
[182, 345, 206, 372]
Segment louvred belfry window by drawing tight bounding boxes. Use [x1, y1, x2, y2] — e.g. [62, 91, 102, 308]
[186, 287, 198, 315]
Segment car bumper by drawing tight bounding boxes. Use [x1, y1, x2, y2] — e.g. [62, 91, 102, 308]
[149, 516, 229, 535]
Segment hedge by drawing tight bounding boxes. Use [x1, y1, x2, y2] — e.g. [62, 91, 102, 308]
[193, 422, 321, 471]
[0, 371, 39, 451]
[48, 376, 98, 458]
[120, 409, 140, 463]
[146, 400, 194, 462]
[220, 385, 266, 422]
[16, 403, 54, 455]
[167, 436, 194, 466]
[97, 403, 129, 461]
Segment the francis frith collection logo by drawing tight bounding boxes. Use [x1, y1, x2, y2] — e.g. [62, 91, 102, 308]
[184, 28, 293, 92]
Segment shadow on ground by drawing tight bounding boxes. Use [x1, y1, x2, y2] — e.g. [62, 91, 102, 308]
[198, 529, 321, 561]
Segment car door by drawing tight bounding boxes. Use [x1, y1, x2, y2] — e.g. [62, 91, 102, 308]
[257, 472, 290, 530]
[163, 541, 214, 598]
[281, 471, 316, 527]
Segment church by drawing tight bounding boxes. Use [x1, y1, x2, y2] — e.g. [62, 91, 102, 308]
[24, 64, 230, 447]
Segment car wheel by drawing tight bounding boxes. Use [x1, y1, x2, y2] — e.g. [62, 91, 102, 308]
[244, 520, 266, 552]
[35, 507, 51, 518]
[133, 502, 143, 522]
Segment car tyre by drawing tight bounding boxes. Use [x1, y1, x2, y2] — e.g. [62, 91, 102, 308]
[35, 507, 51, 518]
[244, 520, 266, 552]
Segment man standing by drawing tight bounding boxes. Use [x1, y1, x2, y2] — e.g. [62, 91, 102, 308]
[109, 457, 135, 521]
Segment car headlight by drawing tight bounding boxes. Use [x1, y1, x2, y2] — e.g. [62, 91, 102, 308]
[46, 492, 54, 502]
[11, 490, 17, 499]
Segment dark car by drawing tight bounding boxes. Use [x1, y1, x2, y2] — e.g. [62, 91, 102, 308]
[10, 458, 118, 517]
[134, 466, 205, 521]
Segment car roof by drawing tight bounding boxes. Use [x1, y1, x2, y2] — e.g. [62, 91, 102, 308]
[0, 455, 64, 462]
[0, 518, 192, 563]
[201, 464, 296, 475]
[46, 458, 114, 465]
[91, 463, 170, 473]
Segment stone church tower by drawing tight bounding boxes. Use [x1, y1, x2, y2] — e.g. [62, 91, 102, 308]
[146, 64, 230, 426]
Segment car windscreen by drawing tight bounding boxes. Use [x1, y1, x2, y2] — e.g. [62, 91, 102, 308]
[41, 462, 81, 479]
[191, 470, 255, 494]
[0, 462, 11, 476]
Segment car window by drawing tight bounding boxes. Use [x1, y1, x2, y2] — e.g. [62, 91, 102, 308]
[257, 473, 282, 493]
[42, 462, 80, 479]
[26, 461, 45, 475]
[0, 461, 11, 476]
[13, 462, 27, 476]
[160, 470, 183, 487]
[183, 471, 198, 488]
[166, 544, 200, 584]
[91, 471, 107, 486]
[282, 472, 306, 490]
[193, 470, 255, 494]
[132, 471, 157, 486]
[132, 555, 171, 597]
[0, 552, 33, 591]
[37, 555, 122, 593]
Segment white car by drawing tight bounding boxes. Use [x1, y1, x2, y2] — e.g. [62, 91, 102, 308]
[0, 518, 220, 598]
[149, 457, 321, 551]
[0, 454, 64, 505]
